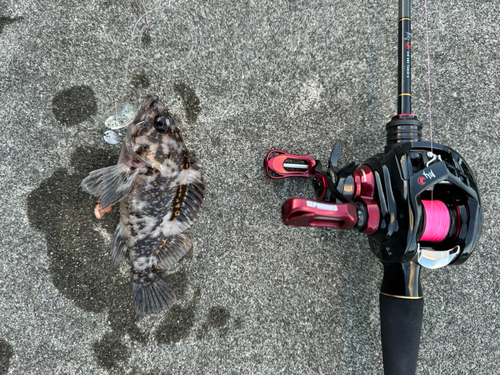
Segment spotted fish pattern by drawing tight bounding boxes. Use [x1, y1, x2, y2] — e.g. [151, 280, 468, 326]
[81, 95, 205, 314]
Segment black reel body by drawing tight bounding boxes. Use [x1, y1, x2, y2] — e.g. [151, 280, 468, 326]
[304, 140, 482, 269]
[363, 141, 482, 267]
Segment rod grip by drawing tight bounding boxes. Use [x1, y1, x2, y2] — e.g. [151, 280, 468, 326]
[380, 293, 423, 375]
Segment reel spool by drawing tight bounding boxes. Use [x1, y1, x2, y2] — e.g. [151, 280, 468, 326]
[419, 200, 452, 243]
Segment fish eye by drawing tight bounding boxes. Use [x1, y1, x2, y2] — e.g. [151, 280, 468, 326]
[154, 117, 170, 133]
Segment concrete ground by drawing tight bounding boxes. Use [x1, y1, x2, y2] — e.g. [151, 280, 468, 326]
[1, 0, 499, 374]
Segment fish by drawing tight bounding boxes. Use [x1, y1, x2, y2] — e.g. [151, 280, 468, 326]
[81, 95, 205, 314]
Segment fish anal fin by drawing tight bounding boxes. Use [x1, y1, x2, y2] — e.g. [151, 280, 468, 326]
[110, 225, 127, 266]
[155, 234, 193, 270]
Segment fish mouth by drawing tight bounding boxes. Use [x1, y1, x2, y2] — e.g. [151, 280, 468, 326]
[138, 95, 161, 113]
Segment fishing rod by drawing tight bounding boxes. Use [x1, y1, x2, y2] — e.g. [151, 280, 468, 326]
[264, 0, 482, 374]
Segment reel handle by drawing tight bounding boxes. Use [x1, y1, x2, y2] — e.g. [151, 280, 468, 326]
[281, 197, 358, 229]
[264, 150, 316, 179]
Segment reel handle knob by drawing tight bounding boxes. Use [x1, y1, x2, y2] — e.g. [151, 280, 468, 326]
[281, 197, 358, 229]
[264, 150, 316, 179]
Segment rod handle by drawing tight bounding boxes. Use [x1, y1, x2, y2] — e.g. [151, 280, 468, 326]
[380, 293, 423, 375]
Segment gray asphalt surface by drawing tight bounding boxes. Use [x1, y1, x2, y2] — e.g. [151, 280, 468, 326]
[1, 0, 499, 374]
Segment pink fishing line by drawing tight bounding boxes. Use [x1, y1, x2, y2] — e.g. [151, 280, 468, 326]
[424, 0, 433, 153]
[420, 200, 450, 242]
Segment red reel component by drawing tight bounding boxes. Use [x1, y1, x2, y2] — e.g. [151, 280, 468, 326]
[264, 150, 316, 179]
[282, 198, 358, 229]
[351, 166, 379, 235]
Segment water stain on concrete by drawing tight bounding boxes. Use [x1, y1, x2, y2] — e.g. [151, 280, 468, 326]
[208, 306, 231, 328]
[27, 147, 141, 368]
[0, 339, 13, 375]
[154, 304, 196, 344]
[157, 269, 189, 300]
[141, 29, 152, 46]
[0, 15, 23, 35]
[0, 340, 14, 375]
[92, 332, 131, 371]
[154, 288, 200, 344]
[52, 86, 98, 126]
[196, 323, 209, 340]
[27, 147, 144, 327]
[196, 306, 231, 340]
[210, 306, 231, 337]
[174, 83, 201, 126]
[130, 73, 150, 89]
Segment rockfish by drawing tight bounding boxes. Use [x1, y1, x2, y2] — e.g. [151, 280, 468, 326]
[81, 95, 205, 314]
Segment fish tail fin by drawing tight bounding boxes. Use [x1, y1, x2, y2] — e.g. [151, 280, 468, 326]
[110, 224, 127, 266]
[132, 273, 176, 315]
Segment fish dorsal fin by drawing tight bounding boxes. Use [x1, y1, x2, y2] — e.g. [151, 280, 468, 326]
[164, 180, 205, 235]
[81, 164, 140, 209]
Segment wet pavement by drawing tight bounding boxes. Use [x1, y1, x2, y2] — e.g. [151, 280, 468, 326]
[1, 0, 500, 374]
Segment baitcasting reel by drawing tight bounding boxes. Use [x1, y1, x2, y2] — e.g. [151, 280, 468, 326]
[265, 127, 482, 270]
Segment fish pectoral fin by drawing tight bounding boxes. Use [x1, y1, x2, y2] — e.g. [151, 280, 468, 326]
[110, 225, 127, 266]
[81, 164, 140, 209]
[132, 273, 176, 315]
[155, 234, 193, 270]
